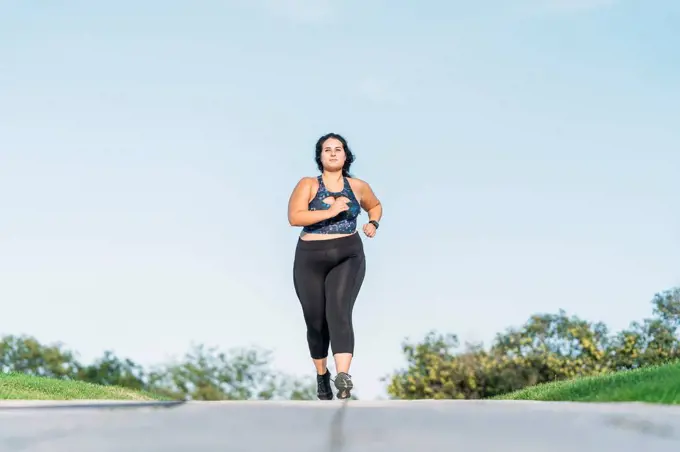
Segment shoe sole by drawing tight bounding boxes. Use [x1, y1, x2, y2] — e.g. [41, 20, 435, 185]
[334, 377, 353, 400]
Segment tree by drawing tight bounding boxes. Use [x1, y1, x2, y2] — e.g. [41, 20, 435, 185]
[384, 286, 680, 400]
[145, 343, 317, 401]
[0, 335, 317, 401]
[76, 351, 147, 391]
[608, 287, 680, 370]
[0, 334, 80, 379]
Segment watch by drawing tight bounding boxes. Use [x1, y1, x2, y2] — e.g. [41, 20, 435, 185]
[369, 220, 379, 229]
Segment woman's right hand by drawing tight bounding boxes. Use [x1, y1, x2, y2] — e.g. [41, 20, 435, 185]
[328, 198, 350, 217]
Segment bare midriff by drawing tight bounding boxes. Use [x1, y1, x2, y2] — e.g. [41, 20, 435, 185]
[299, 231, 356, 241]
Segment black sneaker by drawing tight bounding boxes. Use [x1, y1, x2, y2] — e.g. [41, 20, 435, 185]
[334, 372, 353, 399]
[317, 369, 334, 400]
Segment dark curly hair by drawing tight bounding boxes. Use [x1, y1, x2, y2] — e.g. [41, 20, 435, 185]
[315, 132, 355, 178]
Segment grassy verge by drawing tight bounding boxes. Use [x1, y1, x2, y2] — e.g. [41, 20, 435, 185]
[494, 361, 680, 404]
[0, 373, 169, 401]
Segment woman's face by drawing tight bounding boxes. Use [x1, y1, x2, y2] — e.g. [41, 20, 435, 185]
[320, 138, 346, 172]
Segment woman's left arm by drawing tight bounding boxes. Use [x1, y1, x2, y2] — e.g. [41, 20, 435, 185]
[359, 180, 382, 234]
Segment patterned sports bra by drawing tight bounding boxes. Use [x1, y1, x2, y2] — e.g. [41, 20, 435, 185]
[302, 176, 361, 235]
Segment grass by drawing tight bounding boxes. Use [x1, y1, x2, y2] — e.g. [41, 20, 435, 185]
[494, 361, 680, 404]
[0, 373, 169, 401]
[5, 362, 680, 403]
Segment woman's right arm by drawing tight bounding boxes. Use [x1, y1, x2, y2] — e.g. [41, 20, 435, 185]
[288, 177, 336, 227]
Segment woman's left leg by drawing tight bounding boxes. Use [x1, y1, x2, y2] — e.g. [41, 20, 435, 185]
[324, 250, 366, 399]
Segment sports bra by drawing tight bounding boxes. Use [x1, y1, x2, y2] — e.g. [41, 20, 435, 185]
[302, 176, 361, 235]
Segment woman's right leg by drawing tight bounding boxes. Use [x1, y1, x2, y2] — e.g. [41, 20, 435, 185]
[293, 245, 334, 399]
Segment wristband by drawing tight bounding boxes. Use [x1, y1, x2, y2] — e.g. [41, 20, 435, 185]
[369, 220, 379, 229]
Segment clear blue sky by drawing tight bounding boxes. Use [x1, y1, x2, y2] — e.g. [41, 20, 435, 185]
[1, 0, 678, 399]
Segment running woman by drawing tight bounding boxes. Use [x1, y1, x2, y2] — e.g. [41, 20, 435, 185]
[287, 132, 383, 400]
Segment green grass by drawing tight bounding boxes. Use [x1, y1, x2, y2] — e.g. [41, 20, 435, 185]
[0, 373, 169, 401]
[494, 361, 680, 404]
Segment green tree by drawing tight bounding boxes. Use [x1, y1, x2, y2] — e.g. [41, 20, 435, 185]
[145, 344, 317, 401]
[76, 351, 147, 391]
[607, 287, 680, 370]
[0, 334, 80, 378]
[385, 286, 680, 400]
[0, 335, 317, 401]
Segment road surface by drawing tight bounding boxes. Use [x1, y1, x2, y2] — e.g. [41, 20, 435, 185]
[1, 399, 679, 451]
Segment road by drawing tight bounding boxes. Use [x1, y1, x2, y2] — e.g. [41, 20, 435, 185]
[1, 399, 679, 451]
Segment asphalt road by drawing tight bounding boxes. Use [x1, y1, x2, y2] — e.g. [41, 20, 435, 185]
[1, 399, 679, 451]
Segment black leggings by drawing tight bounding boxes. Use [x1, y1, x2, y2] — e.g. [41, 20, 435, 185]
[293, 233, 366, 359]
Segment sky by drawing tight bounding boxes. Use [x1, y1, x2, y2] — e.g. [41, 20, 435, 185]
[1, 0, 678, 400]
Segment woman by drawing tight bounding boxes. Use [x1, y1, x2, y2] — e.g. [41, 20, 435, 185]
[287, 132, 383, 400]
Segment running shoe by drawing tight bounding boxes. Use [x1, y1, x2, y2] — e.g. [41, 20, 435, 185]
[317, 369, 334, 400]
[334, 372, 353, 400]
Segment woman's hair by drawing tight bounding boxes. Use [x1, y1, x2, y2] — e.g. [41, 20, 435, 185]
[315, 132, 355, 177]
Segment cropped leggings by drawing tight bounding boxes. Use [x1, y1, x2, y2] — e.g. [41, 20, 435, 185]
[293, 233, 366, 359]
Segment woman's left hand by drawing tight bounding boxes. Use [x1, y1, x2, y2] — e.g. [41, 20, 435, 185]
[362, 222, 377, 238]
